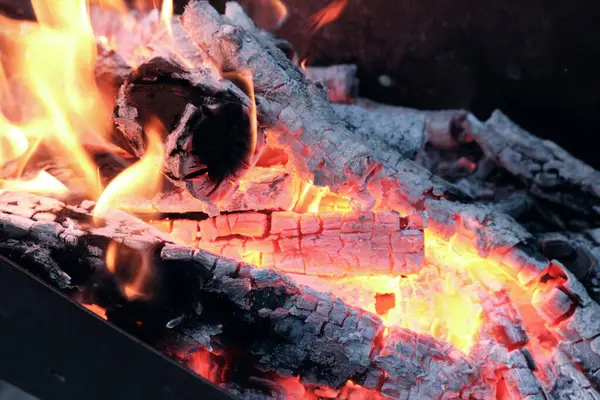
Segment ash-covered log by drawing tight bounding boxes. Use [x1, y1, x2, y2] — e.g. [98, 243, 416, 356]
[180, 1, 467, 213]
[0, 191, 477, 398]
[304, 64, 358, 104]
[331, 103, 425, 162]
[352, 97, 600, 231]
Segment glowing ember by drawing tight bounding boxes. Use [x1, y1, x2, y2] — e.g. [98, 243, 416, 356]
[83, 303, 108, 320]
[0, 1, 585, 398]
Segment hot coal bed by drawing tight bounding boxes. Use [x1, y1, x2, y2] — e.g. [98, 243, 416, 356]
[1, 1, 600, 400]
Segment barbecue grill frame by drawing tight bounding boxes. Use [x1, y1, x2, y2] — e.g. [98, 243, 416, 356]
[0, 255, 235, 400]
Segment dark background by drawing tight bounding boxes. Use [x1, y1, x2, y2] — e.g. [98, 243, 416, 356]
[2, 0, 599, 168]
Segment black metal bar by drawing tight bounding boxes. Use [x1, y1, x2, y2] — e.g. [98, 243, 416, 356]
[0, 255, 235, 400]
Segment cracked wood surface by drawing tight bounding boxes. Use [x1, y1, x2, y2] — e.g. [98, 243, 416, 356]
[153, 209, 425, 277]
[0, 191, 476, 397]
[181, 1, 464, 212]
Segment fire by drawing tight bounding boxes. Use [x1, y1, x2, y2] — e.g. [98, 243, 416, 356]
[0, 170, 68, 196]
[0, 0, 121, 199]
[83, 303, 108, 320]
[305, 0, 348, 35]
[93, 119, 164, 223]
[270, 0, 288, 27]
[160, 0, 174, 37]
[300, 58, 308, 72]
[0, 1, 562, 395]
[104, 240, 154, 301]
[105, 241, 118, 273]
[90, 0, 128, 13]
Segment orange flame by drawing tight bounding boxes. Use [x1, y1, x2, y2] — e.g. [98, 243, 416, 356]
[105, 240, 154, 301]
[105, 241, 118, 273]
[90, 0, 128, 13]
[300, 58, 308, 72]
[305, 0, 348, 35]
[270, 0, 288, 27]
[93, 119, 165, 223]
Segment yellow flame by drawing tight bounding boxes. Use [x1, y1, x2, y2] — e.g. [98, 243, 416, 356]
[160, 0, 173, 37]
[0, 170, 68, 196]
[93, 119, 164, 223]
[0, 0, 113, 198]
[300, 58, 308, 72]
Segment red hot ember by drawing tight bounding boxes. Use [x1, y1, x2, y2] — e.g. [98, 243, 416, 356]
[0, 1, 600, 400]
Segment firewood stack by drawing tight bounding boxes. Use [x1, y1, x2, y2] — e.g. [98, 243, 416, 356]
[1, 1, 600, 399]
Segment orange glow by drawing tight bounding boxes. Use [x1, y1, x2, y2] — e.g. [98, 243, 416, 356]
[186, 350, 223, 384]
[83, 303, 108, 320]
[259, 0, 288, 27]
[270, 0, 288, 27]
[105, 241, 118, 273]
[105, 240, 154, 301]
[90, 0, 128, 13]
[305, 0, 348, 35]
[0, 0, 563, 393]
[93, 119, 164, 223]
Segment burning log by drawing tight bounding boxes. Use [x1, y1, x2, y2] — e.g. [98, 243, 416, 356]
[177, 2, 562, 292]
[187, 209, 424, 277]
[180, 1, 467, 214]
[0, 191, 477, 397]
[113, 55, 265, 203]
[537, 229, 600, 304]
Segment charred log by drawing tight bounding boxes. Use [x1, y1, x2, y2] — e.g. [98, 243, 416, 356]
[537, 229, 600, 304]
[113, 55, 265, 203]
[0, 191, 477, 397]
[471, 110, 600, 228]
